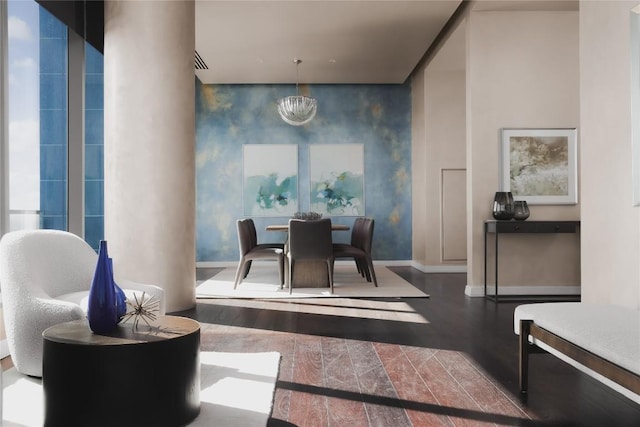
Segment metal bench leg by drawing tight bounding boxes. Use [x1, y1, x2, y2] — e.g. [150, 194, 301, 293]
[519, 319, 532, 393]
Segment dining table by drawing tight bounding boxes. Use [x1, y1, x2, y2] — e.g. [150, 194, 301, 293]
[266, 224, 350, 232]
[266, 223, 350, 288]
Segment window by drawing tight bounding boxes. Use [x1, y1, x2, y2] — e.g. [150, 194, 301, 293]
[2, 0, 104, 248]
[84, 42, 104, 249]
[6, 0, 46, 231]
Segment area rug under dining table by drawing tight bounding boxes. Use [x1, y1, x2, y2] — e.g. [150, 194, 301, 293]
[2, 351, 281, 427]
[196, 264, 429, 298]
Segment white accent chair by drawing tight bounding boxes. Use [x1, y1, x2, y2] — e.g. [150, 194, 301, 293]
[0, 229, 166, 377]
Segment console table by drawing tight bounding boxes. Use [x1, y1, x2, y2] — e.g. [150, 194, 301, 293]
[484, 220, 581, 302]
[42, 316, 200, 427]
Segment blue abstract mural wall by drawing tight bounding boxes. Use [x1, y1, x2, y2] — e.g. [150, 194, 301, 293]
[195, 80, 412, 262]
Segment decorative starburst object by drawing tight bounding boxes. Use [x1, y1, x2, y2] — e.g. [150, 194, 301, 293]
[120, 292, 160, 329]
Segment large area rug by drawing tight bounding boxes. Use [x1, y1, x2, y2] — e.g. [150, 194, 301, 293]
[196, 264, 429, 298]
[2, 351, 280, 427]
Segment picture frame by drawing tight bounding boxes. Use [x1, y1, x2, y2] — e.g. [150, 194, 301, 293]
[309, 144, 365, 216]
[242, 144, 298, 216]
[501, 128, 578, 205]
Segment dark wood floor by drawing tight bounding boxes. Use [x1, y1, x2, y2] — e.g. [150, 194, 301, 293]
[177, 267, 640, 426]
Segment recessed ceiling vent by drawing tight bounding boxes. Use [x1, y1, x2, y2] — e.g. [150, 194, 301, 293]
[195, 50, 208, 70]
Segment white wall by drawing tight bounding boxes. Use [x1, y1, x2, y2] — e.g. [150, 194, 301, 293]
[465, 10, 581, 296]
[579, 1, 640, 308]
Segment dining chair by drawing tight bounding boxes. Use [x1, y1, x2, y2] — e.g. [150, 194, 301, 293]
[333, 217, 378, 287]
[287, 218, 335, 294]
[233, 218, 285, 289]
[333, 217, 366, 276]
[244, 218, 286, 280]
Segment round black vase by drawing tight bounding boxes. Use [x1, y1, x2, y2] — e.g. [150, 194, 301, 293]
[492, 191, 514, 220]
[513, 200, 530, 220]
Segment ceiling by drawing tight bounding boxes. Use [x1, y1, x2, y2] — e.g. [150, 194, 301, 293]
[40, 0, 579, 85]
[194, 0, 463, 85]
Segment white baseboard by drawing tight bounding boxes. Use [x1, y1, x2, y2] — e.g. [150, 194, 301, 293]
[465, 284, 581, 298]
[196, 260, 415, 269]
[411, 261, 467, 273]
[197, 261, 236, 268]
[196, 260, 460, 271]
[371, 260, 413, 267]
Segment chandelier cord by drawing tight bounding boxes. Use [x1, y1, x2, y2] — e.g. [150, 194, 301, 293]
[295, 60, 300, 95]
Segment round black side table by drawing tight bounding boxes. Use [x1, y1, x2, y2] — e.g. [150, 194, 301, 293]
[42, 315, 200, 427]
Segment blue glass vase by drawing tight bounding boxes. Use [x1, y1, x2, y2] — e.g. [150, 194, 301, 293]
[87, 240, 118, 333]
[109, 257, 127, 321]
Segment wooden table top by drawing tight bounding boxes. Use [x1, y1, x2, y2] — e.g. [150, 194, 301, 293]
[42, 315, 200, 346]
[266, 224, 350, 231]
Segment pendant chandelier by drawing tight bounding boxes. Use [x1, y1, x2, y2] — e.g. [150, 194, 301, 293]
[277, 59, 317, 126]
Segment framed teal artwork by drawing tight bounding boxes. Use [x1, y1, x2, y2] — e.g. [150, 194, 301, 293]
[309, 144, 364, 216]
[243, 144, 298, 216]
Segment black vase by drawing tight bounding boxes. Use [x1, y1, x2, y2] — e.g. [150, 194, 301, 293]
[492, 191, 514, 220]
[513, 200, 530, 221]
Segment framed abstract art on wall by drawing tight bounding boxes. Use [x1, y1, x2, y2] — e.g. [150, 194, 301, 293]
[242, 144, 298, 216]
[309, 144, 364, 216]
[501, 128, 578, 205]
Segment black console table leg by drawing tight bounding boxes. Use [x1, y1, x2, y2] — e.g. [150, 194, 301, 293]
[494, 231, 499, 302]
[484, 223, 487, 297]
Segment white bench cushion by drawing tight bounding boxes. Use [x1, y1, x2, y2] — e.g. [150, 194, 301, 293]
[514, 302, 640, 376]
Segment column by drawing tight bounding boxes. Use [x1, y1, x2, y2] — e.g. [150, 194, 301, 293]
[104, 0, 196, 312]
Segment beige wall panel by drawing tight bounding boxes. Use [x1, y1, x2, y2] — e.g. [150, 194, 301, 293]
[412, 21, 466, 270]
[423, 69, 466, 267]
[579, 1, 640, 308]
[411, 64, 427, 265]
[416, 22, 466, 269]
[484, 234, 580, 287]
[442, 169, 467, 261]
[466, 11, 580, 293]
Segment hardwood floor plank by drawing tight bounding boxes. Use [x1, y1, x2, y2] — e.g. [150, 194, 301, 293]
[322, 338, 362, 392]
[266, 333, 296, 421]
[346, 340, 412, 427]
[434, 349, 530, 420]
[288, 334, 328, 426]
[321, 337, 370, 426]
[375, 342, 454, 426]
[404, 345, 489, 427]
[271, 389, 292, 423]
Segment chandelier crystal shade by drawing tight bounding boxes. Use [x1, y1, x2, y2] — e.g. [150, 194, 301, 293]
[278, 59, 317, 126]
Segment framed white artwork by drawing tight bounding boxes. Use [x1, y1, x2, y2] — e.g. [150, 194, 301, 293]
[501, 128, 578, 205]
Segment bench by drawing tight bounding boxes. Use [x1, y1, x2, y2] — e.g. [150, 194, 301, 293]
[514, 302, 640, 404]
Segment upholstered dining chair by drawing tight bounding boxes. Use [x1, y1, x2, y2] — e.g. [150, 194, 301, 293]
[333, 217, 366, 276]
[287, 218, 335, 294]
[0, 229, 166, 377]
[234, 218, 284, 289]
[333, 217, 378, 287]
